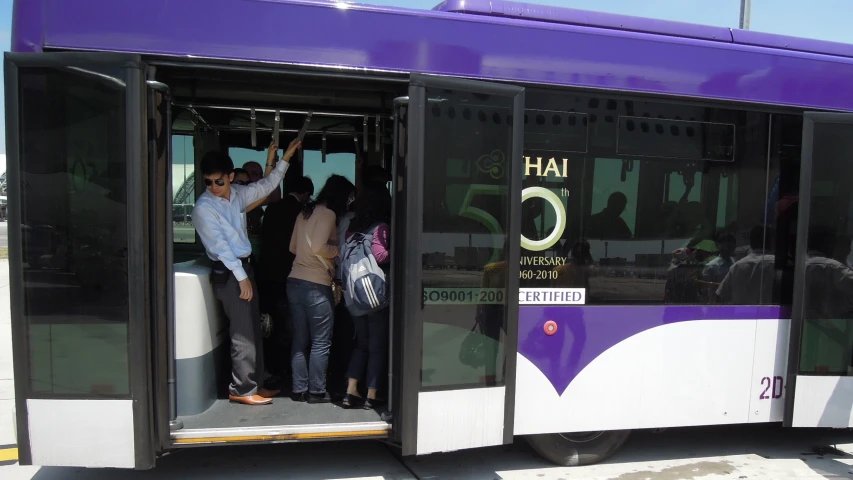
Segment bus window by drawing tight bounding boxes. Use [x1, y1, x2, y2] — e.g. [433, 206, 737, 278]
[794, 118, 853, 376]
[767, 114, 803, 307]
[173, 134, 195, 244]
[419, 88, 514, 389]
[302, 150, 356, 187]
[521, 90, 773, 305]
[18, 66, 131, 396]
[669, 170, 702, 203]
[589, 158, 640, 238]
[716, 175, 732, 230]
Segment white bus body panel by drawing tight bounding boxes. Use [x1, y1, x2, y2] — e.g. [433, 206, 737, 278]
[27, 399, 134, 468]
[417, 387, 505, 454]
[514, 310, 791, 435]
[792, 377, 853, 427]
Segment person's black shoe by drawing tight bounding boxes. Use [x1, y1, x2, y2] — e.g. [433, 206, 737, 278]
[342, 393, 364, 409]
[263, 375, 285, 391]
[307, 392, 331, 404]
[290, 392, 308, 402]
[364, 397, 386, 410]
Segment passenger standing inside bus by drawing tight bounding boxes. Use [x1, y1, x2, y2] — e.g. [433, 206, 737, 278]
[341, 188, 392, 409]
[257, 175, 315, 388]
[241, 162, 267, 259]
[289, 175, 356, 403]
[232, 168, 251, 186]
[193, 138, 302, 406]
[245, 160, 283, 205]
[336, 164, 390, 263]
[330, 163, 390, 394]
[233, 167, 258, 258]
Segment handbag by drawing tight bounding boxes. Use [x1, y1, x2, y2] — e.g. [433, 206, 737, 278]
[459, 304, 490, 368]
[304, 232, 342, 306]
[459, 323, 488, 368]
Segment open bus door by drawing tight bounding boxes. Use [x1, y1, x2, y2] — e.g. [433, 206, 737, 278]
[394, 74, 524, 455]
[784, 112, 853, 428]
[4, 52, 169, 468]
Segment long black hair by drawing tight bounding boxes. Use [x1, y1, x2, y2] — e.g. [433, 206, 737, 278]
[303, 174, 355, 219]
[349, 187, 391, 233]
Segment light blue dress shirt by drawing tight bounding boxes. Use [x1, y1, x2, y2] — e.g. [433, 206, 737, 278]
[193, 159, 290, 281]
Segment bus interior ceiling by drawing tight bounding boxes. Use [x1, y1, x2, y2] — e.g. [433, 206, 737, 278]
[160, 66, 400, 442]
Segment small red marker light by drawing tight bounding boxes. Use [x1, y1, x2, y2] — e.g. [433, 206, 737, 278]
[544, 320, 558, 336]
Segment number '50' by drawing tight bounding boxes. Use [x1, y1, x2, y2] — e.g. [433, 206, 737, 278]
[458, 185, 567, 256]
[521, 187, 567, 252]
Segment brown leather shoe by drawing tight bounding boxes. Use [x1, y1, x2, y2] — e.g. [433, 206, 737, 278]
[229, 394, 272, 405]
[258, 387, 281, 398]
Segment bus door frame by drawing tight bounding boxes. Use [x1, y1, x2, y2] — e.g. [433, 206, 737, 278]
[395, 73, 524, 455]
[5, 52, 164, 468]
[145, 68, 181, 446]
[784, 111, 853, 428]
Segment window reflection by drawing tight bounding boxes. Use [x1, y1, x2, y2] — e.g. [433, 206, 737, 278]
[420, 88, 514, 389]
[172, 134, 195, 244]
[19, 67, 130, 396]
[519, 92, 774, 306]
[798, 122, 853, 375]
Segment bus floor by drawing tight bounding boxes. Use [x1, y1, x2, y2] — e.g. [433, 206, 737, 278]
[170, 397, 391, 446]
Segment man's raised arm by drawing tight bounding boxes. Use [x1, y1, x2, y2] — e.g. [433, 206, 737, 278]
[243, 138, 301, 206]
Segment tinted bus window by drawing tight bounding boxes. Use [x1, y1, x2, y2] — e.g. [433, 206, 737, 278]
[796, 120, 853, 375]
[519, 90, 771, 306]
[173, 134, 195, 244]
[767, 115, 802, 307]
[420, 88, 514, 389]
[17, 67, 130, 396]
[301, 151, 356, 187]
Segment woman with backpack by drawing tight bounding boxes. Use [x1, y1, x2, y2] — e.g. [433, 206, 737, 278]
[341, 188, 392, 409]
[287, 174, 355, 404]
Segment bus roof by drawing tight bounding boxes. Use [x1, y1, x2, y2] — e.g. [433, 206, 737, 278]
[436, 0, 853, 60]
[435, 0, 734, 43]
[12, 0, 853, 112]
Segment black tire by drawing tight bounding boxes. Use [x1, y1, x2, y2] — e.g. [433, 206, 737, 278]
[525, 430, 631, 466]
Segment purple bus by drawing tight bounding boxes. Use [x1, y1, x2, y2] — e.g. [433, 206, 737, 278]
[7, 0, 853, 470]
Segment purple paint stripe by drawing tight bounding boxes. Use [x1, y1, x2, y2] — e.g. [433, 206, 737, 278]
[518, 305, 789, 395]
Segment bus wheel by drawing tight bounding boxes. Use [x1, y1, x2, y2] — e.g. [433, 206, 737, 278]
[525, 430, 630, 466]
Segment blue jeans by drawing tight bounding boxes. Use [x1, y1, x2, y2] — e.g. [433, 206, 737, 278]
[346, 309, 389, 391]
[287, 278, 335, 394]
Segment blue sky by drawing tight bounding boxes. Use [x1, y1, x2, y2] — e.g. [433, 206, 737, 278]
[1, 0, 852, 165]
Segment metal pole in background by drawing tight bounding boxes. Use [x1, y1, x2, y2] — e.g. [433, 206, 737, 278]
[739, 0, 752, 29]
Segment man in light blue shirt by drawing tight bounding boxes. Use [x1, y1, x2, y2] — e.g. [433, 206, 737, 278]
[193, 138, 301, 405]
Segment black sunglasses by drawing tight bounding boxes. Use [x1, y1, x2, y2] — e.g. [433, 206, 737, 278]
[203, 178, 226, 187]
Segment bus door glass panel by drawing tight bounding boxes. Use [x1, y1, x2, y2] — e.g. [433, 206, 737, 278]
[6, 53, 154, 468]
[401, 74, 523, 456]
[788, 112, 853, 428]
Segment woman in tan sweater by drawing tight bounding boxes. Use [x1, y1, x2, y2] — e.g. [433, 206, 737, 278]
[287, 174, 355, 403]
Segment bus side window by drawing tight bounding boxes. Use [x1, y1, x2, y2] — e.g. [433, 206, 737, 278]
[521, 91, 774, 306]
[173, 134, 196, 244]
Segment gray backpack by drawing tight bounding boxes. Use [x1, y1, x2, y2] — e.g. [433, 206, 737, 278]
[341, 225, 389, 316]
